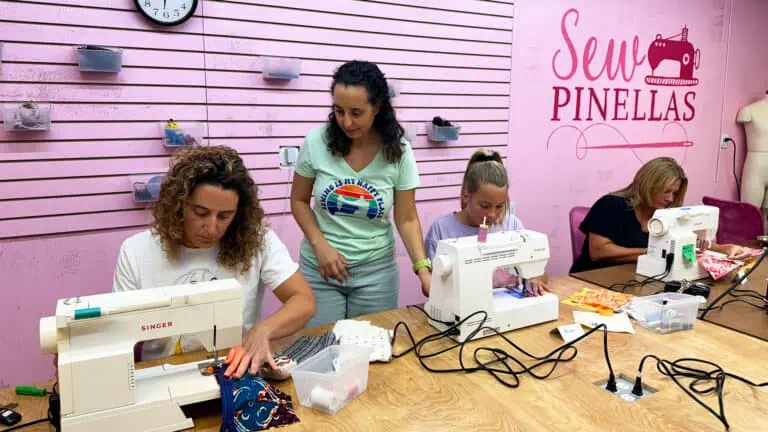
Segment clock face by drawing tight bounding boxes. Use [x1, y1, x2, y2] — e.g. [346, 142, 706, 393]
[135, 0, 198, 26]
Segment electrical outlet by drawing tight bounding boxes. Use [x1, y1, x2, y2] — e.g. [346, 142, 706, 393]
[594, 373, 657, 402]
[279, 146, 299, 169]
[720, 134, 731, 150]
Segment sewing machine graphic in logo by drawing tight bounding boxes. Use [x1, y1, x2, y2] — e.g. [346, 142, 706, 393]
[324, 183, 382, 219]
[645, 25, 700, 86]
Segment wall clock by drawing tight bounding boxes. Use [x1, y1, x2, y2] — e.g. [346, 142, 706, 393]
[135, 0, 198, 26]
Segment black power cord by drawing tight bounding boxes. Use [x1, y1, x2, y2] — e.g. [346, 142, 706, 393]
[393, 306, 618, 392]
[723, 137, 740, 199]
[630, 355, 768, 429]
[2, 382, 60, 431]
[609, 252, 675, 293]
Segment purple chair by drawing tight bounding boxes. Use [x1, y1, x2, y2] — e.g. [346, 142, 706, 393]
[569, 206, 591, 261]
[702, 196, 765, 244]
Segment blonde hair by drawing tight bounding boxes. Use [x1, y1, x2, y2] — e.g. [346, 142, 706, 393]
[612, 157, 688, 209]
[461, 149, 510, 223]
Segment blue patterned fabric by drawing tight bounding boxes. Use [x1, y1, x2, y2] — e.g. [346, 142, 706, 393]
[216, 369, 300, 431]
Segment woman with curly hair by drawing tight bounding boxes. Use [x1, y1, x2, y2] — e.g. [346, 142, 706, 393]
[291, 60, 430, 326]
[113, 146, 315, 379]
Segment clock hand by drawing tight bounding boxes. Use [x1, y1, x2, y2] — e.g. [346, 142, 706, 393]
[164, 0, 167, 8]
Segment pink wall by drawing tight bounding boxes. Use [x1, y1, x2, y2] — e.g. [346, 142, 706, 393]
[509, 0, 768, 275]
[0, 0, 511, 386]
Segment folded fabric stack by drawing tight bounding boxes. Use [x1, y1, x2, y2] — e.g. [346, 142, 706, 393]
[332, 319, 392, 363]
[260, 332, 339, 381]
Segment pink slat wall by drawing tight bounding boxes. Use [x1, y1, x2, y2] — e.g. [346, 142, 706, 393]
[0, 0, 512, 239]
[0, 0, 513, 387]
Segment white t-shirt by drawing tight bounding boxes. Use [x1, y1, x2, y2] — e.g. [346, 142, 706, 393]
[113, 228, 298, 359]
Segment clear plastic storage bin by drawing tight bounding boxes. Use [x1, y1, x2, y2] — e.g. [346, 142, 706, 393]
[291, 345, 371, 415]
[630, 292, 703, 334]
[262, 56, 302, 79]
[77, 46, 123, 73]
[132, 175, 163, 203]
[3, 102, 53, 131]
[426, 122, 461, 142]
[161, 122, 204, 148]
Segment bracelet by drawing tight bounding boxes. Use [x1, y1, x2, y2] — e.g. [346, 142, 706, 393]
[412, 258, 431, 274]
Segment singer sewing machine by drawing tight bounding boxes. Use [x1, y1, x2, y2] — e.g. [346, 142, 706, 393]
[425, 230, 559, 342]
[636, 205, 720, 282]
[39, 279, 243, 432]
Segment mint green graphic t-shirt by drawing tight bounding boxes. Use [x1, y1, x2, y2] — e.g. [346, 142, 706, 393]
[295, 126, 420, 265]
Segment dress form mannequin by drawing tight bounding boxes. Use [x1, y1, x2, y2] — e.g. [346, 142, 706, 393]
[737, 91, 768, 233]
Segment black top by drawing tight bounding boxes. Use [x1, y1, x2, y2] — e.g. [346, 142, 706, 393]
[570, 195, 649, 273]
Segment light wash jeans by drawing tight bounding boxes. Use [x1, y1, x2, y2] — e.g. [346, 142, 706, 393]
[300, 252, 399, 327]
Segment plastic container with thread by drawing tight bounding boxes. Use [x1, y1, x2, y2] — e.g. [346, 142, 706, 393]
[161, 122, 204, 148]
[629, 292, 703, 334]
[77, 46, 123, 73]
[3, 102, 53, 131]
[291, 345, 372, 415]
[426, 122, 461, 142]
[132, 175, 163, 203]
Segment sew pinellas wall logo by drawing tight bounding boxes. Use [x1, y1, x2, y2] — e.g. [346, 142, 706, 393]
[547, 8, 702, 161]
[320, 179, 385, 219]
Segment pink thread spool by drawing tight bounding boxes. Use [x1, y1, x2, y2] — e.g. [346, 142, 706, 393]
[478, 216, 488, 243]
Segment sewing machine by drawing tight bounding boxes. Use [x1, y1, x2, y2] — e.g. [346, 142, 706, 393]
[645, 25, 701, 86]
[636, 205, 719, 282]
[425, 230, 559, 342]
[39, 279, 243, 432]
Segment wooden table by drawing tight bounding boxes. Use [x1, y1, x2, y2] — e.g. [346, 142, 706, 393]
[570, 261, 768, 342]
[3, 276, 768, 431]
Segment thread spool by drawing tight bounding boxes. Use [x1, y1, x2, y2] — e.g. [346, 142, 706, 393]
[310, 386, 339, 413]
[478, 216, 488, 243]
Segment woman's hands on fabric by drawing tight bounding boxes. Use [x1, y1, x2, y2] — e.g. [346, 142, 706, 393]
[313, 240, 349, 283]
[224, 325, 277, 379]
[722, 244, 751, 261]
[525, 277, 550, 297]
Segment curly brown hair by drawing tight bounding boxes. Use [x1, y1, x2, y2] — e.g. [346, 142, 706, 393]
[151, 146, 267, 273]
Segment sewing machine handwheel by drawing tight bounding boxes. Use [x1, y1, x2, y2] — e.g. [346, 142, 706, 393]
[433, 254, 453, 277]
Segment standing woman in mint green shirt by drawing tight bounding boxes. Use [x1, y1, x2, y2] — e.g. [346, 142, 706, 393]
[291, 60, 431, 326]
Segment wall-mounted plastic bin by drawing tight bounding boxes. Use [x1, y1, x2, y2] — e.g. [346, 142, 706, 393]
[132, 175, 164, 203]
[161, 122, 205, 148]
[426, 122, 461, 142]
[388, 80, 401, 98]
[262, 57, 302, 80]
[77, 46, 123, 73]
[3, 102, 53, 131]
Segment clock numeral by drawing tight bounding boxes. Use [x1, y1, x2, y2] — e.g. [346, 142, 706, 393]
[163, 11, 170, 18]
[153, 8, 159, 15]
[174, 9, 180, 16]
[144, 0, 151, 7]
[181, 4, 186, 9]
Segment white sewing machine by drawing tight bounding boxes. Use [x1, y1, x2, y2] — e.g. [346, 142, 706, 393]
[425, 230, 559, 342]
[636, 205, 719, 282]
[39, 279, 243, 432]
